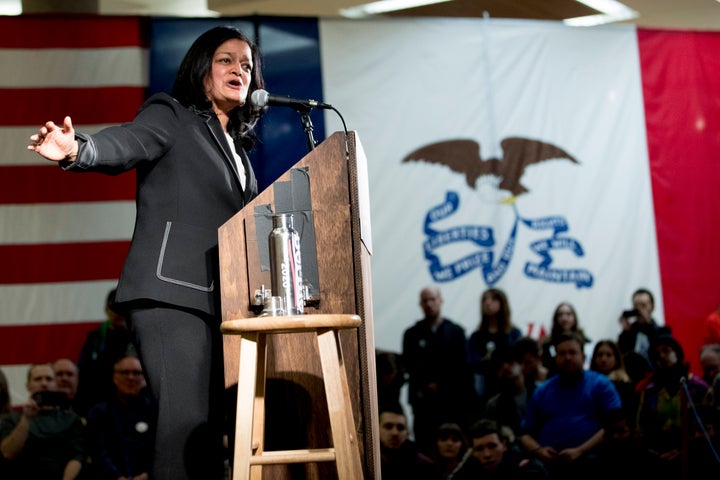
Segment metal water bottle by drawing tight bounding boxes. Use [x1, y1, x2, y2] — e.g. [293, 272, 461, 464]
[268, 213, 304, 315]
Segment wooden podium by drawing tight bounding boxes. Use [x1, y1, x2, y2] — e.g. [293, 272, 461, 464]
[218, 131, 380, 479]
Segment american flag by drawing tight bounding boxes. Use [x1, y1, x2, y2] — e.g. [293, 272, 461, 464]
[0, 16, 147, 404]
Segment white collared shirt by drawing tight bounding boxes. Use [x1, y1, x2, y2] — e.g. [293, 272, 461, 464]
[225, 131, 246, 189]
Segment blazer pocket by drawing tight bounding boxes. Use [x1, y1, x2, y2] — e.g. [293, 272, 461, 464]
[156, 221, 217, 292]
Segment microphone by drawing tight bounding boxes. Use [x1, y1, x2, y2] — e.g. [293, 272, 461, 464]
[250, 89, 332, 112]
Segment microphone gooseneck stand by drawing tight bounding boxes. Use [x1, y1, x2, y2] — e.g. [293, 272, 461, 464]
[299, 110, 316, 153]
[299, 105, 350, 159]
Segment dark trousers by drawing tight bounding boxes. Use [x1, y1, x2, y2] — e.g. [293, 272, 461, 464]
[129, 305, 226, 480]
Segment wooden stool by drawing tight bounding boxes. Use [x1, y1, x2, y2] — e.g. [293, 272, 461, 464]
[221, 314, 364, 480]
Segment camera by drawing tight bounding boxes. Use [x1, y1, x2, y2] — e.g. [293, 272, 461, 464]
[32, 391, 69, 409]
[622, 309, 640, 318]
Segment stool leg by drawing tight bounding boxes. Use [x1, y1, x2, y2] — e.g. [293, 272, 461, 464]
[316, 329, 364, 479]
[232, 332, 259, 480]
[249, 333, 267, 480]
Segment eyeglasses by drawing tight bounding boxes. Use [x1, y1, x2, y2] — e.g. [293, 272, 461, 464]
[114, 369, 143, 377]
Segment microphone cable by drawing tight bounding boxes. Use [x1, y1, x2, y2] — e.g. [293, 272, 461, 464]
[681, 376, 720, 465]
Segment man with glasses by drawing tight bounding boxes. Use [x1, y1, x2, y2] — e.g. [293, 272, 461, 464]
[86, 356, 156, 480]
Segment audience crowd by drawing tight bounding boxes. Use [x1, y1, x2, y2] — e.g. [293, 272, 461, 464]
[378, 286, 720, 479]
[0, 288, 153, 480]
[2, 285, 720, 479]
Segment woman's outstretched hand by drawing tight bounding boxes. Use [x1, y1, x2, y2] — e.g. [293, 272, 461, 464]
[28, 116, 78, 162]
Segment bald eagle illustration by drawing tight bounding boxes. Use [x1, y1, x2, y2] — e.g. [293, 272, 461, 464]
[402, 137, 578, 197]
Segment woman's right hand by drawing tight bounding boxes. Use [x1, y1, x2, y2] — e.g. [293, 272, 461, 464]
[28, 116, 78, 162]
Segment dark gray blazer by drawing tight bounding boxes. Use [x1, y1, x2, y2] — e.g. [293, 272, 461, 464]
[66, 93, 257, 316]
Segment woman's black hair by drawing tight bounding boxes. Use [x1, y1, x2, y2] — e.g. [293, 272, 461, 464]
[172, 25, 265, 148]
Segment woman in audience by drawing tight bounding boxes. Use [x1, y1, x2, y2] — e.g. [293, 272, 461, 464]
[590, 340, 630, 383]
[540, 302, 590, 376]
[590, 339, 635, 422]
[468, 288, 522, 405]
[431, 423, 470, 480]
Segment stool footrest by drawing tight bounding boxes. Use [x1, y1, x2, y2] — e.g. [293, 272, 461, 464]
[248, 448, 336, 465]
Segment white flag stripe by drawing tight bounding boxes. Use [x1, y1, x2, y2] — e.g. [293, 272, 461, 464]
[0, 279, 118, 327]
[0, 201, 135, 244]
[2, 363, 33, 409]
[0, 47, 148, 88]
[1, 125, 119, 165]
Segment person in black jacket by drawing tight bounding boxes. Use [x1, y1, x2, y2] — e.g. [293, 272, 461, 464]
[75, 288, 134, 418]
[617, 288, 669, 385]
[403, 286, 472, 455]
[28, 26, 266, 480]
[86, 355, 156, 480]
[379, 404, 440, 480]
[453, 419, 548, 480]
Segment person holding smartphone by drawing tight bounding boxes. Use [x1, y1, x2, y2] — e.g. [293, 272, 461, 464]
[617, 288, 670, 385]
[0, 364, 85, 479]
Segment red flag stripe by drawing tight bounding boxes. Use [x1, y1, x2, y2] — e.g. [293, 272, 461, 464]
[639, 28, 720, 372]
[0, 322, 103, 365]
[0, 165, 136, 204]
[0, 87, 147, 126]
[0, 16, 149, 49]
[0, 241, 130, 284]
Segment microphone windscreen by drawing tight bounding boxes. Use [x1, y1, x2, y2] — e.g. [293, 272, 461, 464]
[250, 89, 269, 108]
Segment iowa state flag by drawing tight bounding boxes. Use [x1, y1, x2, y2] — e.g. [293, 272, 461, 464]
[319, 18, 720, 371]
[0, 15, 718, 402]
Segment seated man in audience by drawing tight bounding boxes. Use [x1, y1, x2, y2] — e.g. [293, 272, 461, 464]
[0, 364, 85, 479]
[53, 358, 80, 414]
[483, 345, 529, 437]
[514, 337, 547, 398]
[376, 350, 407, 409]
[594, 410, 656, 480]
[379, 403, 439, 480]
[86, 355, 156, 480]
[520, 331, 621, 480]
[454, 419, 547, 479]
[699, 343, 720, 386]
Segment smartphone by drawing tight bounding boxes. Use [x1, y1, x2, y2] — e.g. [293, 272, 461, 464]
[32, 391, 69, 409]
[622, 309, 640, 318]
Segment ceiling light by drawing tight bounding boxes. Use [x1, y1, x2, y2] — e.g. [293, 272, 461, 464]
[340, 0, 453, 18]
[0, 0, 21, 15]
[564, 0, 638, 27]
